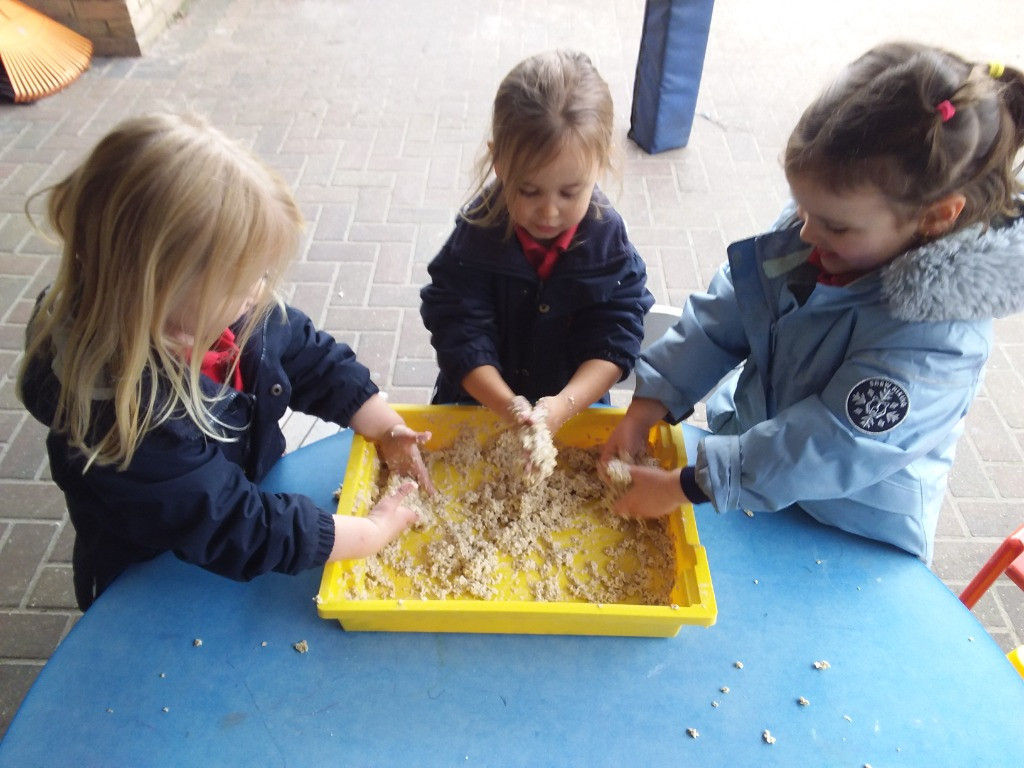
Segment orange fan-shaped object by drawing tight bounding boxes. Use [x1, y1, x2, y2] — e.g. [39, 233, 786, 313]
[0, 0, 92, 103]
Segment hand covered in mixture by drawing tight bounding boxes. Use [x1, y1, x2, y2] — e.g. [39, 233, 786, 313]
[500, 397, 557, 485]
[367, 480, 421, 529]
[534, 395, 574, 436]
[505, 394, 538, 426]
[599, 397, 667, 471]
[608, 464, 684, 519]
[378, 424, 435, 495]
[330, 480, 420, 560]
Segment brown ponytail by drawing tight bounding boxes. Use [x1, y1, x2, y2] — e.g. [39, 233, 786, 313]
[785, 42, 1024, 232]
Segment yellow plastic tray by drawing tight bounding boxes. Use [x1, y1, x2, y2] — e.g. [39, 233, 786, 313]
[316, 405, 717, 637]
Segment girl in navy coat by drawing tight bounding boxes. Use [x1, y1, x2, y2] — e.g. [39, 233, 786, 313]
[420, 50, 654, 435]
[18, 113, 433, 610]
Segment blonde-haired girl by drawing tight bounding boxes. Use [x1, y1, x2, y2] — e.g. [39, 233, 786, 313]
[18, 113, 432, 610]
[420, 50, 654, 435]
[603, 42, 1024, 564]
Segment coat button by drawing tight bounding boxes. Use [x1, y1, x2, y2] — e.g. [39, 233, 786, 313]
[538, 304, 550, 313]
[269, 383, 284, 397]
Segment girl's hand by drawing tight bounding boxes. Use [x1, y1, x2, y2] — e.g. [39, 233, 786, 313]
[378, 424, 435, 495]
[502, 397, 555, 482]
[366, 480, 421, 532]
[599, 413, 652, 475]
[599, 398, 670, 474]
[534, 395, 573, 436]
[330, 481, 420, 560]
[505, 395, 537, 427]
[612, 465, 685, 519]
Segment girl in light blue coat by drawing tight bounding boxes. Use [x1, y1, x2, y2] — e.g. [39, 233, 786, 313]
[601, 43, 1024, 563]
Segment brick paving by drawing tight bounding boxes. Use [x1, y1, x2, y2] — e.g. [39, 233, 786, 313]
[2, 0, 1022, 738]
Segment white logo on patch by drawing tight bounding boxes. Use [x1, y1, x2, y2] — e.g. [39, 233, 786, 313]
[846, 378, 910, 434]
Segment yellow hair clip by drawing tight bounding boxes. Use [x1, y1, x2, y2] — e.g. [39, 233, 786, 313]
[988, 61, 1005, 78]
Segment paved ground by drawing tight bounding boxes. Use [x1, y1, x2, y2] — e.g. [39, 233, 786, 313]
[1, 0, 1022, 739]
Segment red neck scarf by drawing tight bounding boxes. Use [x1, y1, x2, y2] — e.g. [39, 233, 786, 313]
[200, 327, 244, 390]
[514, 224, 578, 280]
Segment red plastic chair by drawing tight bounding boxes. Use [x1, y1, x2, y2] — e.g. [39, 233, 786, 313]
[958, 523, 1024, 610]
[958, 523, 1024, 679]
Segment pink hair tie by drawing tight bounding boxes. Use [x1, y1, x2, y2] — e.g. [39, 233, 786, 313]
[936, 99, 956, 123]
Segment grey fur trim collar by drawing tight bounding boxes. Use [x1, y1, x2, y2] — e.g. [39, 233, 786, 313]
[881, 217, 1024, 322]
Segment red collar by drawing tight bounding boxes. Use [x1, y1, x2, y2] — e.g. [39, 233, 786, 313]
[200, 327, 244, 390]
[514, 224, 578, 280]
[808, 247, 869, 287]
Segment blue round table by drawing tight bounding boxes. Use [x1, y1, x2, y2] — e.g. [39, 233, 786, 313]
[2, 426, 1022, 767]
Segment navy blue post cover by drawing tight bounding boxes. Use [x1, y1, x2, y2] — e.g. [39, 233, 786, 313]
[629, 0, 715, 154]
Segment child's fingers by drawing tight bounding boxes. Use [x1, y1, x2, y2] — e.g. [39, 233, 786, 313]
[382, 424, 427, 448]
[378, 480, 417, 508]
[391, 480, 418, 498]
[411, 453, 435, 495]
[378, 427, 434, 493]
[379, 481, 420, 527]
[506, 395, 535, 425]
[599, 437, 631, 466]
[613, 492, 636, 517]
[393, 429, 435, 494]
[600, 425, 630, 464]
[613, 469, 676, 519]
[596, 455, 615, 483]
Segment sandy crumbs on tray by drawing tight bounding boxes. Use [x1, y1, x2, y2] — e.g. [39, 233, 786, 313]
[341, 426, 677, 606]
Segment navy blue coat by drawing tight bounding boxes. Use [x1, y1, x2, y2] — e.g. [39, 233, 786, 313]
[21, 304, 378, 610]
[420, 192, 654, 403]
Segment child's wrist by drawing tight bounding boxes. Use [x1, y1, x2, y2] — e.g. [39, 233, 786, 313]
[562, 392, 579, 417]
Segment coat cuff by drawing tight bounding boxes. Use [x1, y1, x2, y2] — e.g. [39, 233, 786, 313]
[315, 510, 335, 566]
[700, 433, 742, 512]
[679, 466, 711, 505]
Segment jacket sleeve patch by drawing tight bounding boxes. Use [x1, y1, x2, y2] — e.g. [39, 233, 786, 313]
[846, 378, 910, 434]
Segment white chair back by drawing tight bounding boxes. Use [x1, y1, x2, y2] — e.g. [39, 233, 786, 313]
[614, 303, 681, 392]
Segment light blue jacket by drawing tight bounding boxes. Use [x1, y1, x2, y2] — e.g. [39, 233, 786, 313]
[635, 216, 1024, 563]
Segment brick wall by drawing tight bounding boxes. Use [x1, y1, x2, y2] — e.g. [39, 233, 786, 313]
[20, 0, 189, 56]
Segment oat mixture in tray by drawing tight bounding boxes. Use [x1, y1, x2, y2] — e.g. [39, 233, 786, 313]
[340, 424, 676, 606]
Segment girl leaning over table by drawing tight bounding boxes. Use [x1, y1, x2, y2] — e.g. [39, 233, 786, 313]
[602, 44, 1024, 565]
[17, 113, 434, 610]
[420, 50, 654, 437]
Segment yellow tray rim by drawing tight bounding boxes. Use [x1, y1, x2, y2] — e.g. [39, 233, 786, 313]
[316, 405, 717, 636]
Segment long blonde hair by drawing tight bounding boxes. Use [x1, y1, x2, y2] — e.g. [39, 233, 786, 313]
[17, 113, 303, 470]
[464, 50, 619, 236]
